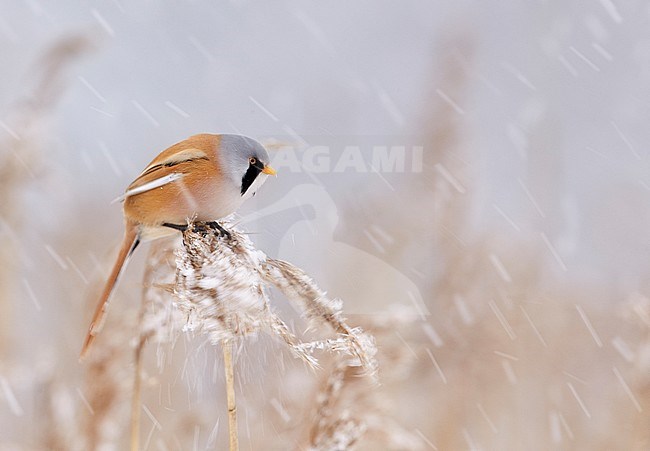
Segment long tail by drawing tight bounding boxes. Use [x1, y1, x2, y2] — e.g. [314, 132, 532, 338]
[80, 221, 140, 359]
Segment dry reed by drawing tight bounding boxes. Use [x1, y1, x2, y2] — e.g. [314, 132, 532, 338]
[130, 221, 378, 449]
[0, 34, 94, 359]
[173, 222, 377, 377]
[2, 19, 648, 451]
[0, 33, 96, 450]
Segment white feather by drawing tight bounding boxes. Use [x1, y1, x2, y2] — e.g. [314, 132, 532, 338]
[112, 173, 185, 204]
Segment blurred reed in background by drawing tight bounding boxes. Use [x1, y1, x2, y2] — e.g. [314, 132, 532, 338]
[0, 16, 648, 451]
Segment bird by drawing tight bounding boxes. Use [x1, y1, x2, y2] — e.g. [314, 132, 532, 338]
[80, 133, 276, 358]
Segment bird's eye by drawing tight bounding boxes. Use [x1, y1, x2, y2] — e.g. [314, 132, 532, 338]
[249, 157, 257, 165]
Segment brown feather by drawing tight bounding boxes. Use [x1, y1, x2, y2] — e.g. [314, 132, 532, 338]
[80, 221, 139, 359]
[123, 134, 236, 226]
[81, 133, 256, 357]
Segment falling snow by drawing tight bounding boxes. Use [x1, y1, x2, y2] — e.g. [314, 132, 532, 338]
[1, 1, 649, 450]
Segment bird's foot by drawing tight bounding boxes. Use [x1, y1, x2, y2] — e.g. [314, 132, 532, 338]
[162, 221, 231, 239]
[162, 222, 188, 232]
[204, 221, 232, 239]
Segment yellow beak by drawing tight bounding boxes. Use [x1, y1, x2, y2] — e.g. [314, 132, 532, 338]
[262, 165, 277, 176]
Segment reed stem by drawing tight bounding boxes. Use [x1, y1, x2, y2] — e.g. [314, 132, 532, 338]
[130, 337, 145, 451]
[223, 340, 239, 451]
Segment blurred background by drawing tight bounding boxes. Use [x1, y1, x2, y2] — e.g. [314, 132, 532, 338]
[1, 1, 649, 450]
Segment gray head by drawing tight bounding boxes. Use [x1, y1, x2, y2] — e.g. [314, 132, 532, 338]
[217, 134, 275, 198]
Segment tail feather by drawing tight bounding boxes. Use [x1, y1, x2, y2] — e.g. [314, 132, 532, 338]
[80, 222, 139, 359]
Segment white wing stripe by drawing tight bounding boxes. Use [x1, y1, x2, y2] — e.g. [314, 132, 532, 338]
[111, 173, 185, 203]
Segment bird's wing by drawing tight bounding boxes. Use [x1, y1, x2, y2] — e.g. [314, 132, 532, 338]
[137, 147, 209, 179]
[113, 147, 210, 203]
[112, 173, 185, 203]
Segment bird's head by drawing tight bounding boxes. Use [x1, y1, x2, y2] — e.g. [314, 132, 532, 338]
[217, 134, 276, 199]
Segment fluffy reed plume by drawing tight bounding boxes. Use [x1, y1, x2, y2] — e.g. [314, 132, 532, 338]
[173, 221, 378, 376]
[304, 312, 425, 451]
[174, 222, 375, 449]
[130, 221, 377, 449]
[308, 360, 367, 451]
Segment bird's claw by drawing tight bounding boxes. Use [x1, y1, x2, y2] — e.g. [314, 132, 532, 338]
[204, 221, 232, 239]
[163, 221, 231, 239]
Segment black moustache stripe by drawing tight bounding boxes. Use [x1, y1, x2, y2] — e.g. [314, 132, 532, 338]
[241, 163, 263, 195]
